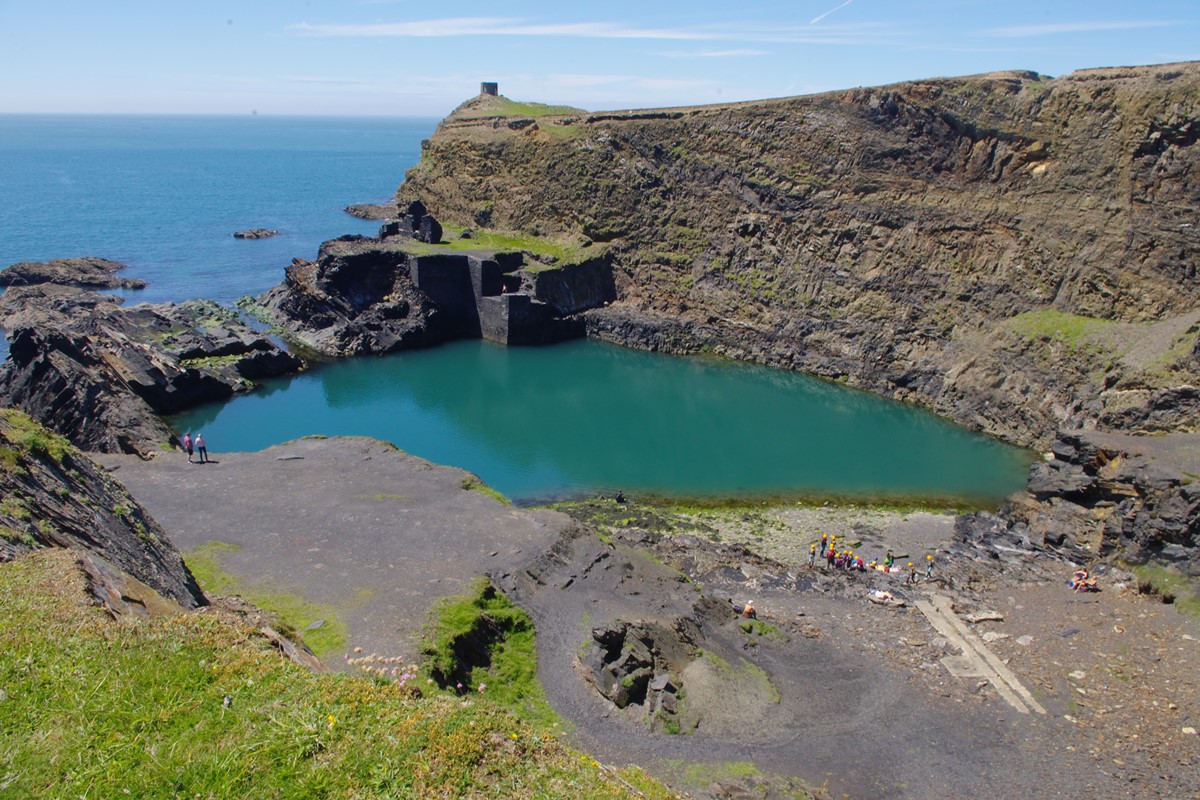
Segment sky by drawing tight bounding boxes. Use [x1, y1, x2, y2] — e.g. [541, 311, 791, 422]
[1, 1, 1197, 117]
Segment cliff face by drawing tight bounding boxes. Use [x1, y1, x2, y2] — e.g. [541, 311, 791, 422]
[400, 65, 1200, 447]
[0, 409, 205, 608]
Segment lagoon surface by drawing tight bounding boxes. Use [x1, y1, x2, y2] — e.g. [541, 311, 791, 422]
[175, 338, 1031, 505]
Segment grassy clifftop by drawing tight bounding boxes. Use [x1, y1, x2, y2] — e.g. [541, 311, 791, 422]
[0, 549, 675, 799]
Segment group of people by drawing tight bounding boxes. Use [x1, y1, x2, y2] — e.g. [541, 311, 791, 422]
[807, 533, 937, 585]
[181, 432, 210, 464]
[1069, 567, 1099, 592]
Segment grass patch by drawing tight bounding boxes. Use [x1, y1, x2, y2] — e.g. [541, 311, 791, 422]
[738, 618, 787, 642]
[183, 541, 348, 658]
[699, 650, 781, 705]
[180, 353, 243, 370]
[400, 224, 584, 263]
[460, 476, 511, 505]
[462, 96, 584, 118]
[1006, 309, 1115, 349]
[0, 408, 72, 465]
[1127, 562, 1200, 621]
[0, 550, 675, 799]
[680, 760, 761, 785]
[421, 578, 559, 728]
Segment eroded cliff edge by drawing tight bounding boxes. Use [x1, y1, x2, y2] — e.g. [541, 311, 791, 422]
[400, 64, 1200, 449]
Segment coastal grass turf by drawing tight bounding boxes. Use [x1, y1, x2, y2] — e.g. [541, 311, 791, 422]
[182, 540, 349, 659]
[1005, 309, 1116, 349]
[420, 578, 559, 729]
[396, 224, 585, 263]
[1128, 562, 1200, 620]
[0, 549, 677, 800]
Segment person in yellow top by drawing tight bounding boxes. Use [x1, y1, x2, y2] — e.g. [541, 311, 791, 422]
[808, 544, 817, 568]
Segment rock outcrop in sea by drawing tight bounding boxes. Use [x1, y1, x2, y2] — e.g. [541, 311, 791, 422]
[254, 210, 615, 355]
[0, 256, 147, 290]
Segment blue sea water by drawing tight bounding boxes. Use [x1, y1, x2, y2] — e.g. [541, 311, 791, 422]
[0, 114, 436, 306]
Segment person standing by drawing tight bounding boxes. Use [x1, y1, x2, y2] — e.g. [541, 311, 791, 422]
[182, 432, 194, 463]
[926, 555, 936, 580]
[195, 433, 208, 464]
[808, 544, 817, 568]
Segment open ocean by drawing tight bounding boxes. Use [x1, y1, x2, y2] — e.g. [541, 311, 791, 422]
[0, 114, 437, 307]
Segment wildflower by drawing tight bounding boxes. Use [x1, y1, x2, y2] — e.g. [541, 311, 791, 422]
[327, 715, 336, 729]
[510, 733, 518, 740]
[478, 683, 487, 693]
[456, 682, 463, 691]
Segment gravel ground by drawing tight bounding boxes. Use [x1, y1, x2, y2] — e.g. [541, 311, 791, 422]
[102, 441, 1200, 799]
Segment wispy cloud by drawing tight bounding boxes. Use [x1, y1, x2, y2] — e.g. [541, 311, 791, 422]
[810, 0, 854, 26]
[986, 20, 1173, 38]
[289, 18, 719, 41]
[658, 48, 769, 59]
[288, 17, 897, 45]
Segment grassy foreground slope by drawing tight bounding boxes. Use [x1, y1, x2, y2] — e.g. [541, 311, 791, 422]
[0, 549, 674, 799]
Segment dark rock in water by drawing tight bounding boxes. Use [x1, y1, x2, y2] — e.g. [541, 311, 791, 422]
[0, 409, 206, 609]
[0, 257, 147, 290]
[0, 285, 302, 455]
[233, 228, 278, 239]
[344, 202, 399, 221]
[256, 243, 441, 357]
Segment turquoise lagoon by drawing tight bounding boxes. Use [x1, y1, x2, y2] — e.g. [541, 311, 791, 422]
[174, 338, 1032, 506]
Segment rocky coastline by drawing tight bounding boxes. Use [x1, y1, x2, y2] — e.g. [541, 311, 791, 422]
[0, 284, 301, 455]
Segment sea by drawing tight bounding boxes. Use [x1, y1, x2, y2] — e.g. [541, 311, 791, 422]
[0, 114, 436, 307]
[1, 114, 1031, 503]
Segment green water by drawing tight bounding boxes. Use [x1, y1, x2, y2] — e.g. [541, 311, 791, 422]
[174, 339, 1031, 505]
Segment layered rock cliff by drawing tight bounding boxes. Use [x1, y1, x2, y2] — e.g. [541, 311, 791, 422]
[0, 286, 302, 455]
[400, 64, 1200, 449]
[0, 409, 205, 608]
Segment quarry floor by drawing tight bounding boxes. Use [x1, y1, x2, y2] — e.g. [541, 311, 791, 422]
[102, 438, 1200, 800]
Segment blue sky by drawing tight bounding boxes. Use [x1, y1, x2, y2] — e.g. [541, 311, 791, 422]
[1, 1, 1196, 117]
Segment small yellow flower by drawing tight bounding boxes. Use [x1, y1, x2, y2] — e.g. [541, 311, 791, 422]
[327, 714, 336, 729]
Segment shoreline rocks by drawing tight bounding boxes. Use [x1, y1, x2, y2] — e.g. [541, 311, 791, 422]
[0, 257, 147, 290]
[232, 228, 278, 239]
[0, 285, 302, 455]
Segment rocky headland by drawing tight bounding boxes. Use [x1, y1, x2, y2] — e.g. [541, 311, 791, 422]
[401, 64, 1200, 450]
